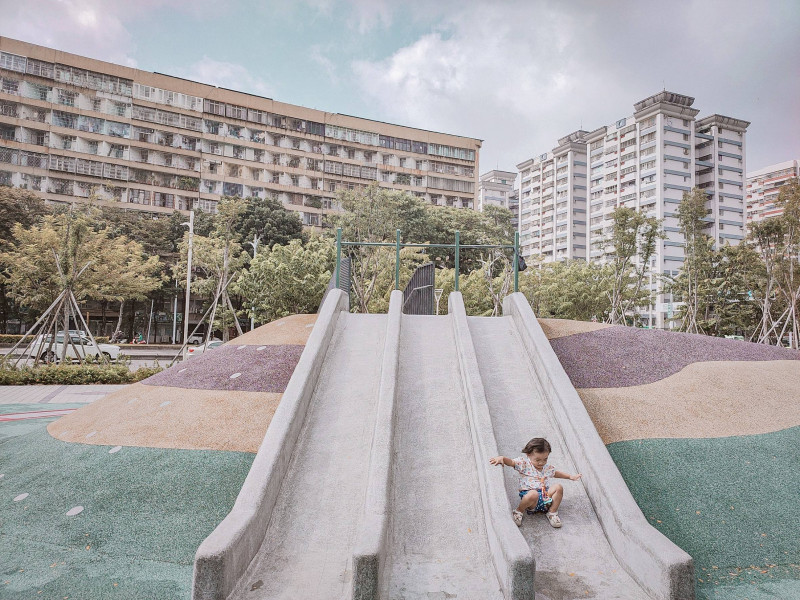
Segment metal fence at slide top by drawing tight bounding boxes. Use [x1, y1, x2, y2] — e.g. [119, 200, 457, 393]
[333, 228, 521, 304]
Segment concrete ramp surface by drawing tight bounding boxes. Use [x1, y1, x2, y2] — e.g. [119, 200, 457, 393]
[227, 312, 387, 599]
[468, 315, 644, 599]
[386, 314, 504, 599]
[194, 291, 693, 600]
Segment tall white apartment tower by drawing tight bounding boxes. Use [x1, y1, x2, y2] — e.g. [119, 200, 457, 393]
[517, 91, 749, 328]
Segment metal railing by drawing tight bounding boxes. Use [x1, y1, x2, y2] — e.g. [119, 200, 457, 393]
[335, 228, 521, 293]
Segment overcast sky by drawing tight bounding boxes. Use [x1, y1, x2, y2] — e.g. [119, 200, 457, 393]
[2, 0, 798, 175]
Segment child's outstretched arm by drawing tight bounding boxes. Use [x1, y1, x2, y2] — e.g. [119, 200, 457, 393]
[554, 470, 582, 481]
[489, 456, 515, 467]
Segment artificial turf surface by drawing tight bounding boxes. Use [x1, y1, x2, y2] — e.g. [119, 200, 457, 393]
[0, 404, 86, 442]
[0, 426, 254, 599]
[608, 426, 800, 600]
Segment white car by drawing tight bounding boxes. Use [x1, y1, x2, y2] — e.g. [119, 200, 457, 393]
[31, 333, 122, 363]
[186, 339, 223, 358]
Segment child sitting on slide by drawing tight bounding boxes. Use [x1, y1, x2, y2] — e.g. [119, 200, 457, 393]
[490, 437, 581, 528]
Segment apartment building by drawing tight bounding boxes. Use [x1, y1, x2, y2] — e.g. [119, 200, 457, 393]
[746, 159, 799, 222]
[507, 186, 519, 230]
[477, 169, 515, 211]
[517, 91, 750, 328]
[0, 37, 480, 227]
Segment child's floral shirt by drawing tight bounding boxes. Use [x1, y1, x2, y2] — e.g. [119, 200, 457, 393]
[512, 456, 555, 491]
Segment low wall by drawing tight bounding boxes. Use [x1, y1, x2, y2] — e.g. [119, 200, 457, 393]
[503, 292, 694, 600]
[449, 293, 535, 600]
[352, 290, 403, 599]
[192, 290, 349, 600]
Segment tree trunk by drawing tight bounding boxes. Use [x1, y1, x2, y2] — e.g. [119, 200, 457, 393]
[111, 300, 125, 342]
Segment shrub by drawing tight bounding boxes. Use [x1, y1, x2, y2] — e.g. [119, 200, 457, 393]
[0, 334, 110, 344]
[0, 363, 161, 385]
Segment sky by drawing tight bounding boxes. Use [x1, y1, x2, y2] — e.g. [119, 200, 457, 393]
[1, 0, 798, 175]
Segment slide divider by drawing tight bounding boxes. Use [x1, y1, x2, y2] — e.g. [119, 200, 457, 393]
[352, 290, 403, 599]
[503, 292, 694, 600]
[449, 292, 535, 600]
[192, 290, 349, 600]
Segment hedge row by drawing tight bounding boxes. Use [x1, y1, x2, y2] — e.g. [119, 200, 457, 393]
[0, 335, 111, 344]
[0, 363, 162, 385]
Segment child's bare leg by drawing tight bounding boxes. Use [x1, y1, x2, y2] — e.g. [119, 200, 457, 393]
[517, 490, 540, 512]
[547, 484, 564, 512]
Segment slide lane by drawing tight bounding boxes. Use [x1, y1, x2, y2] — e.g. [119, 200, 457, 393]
[384, 314, 504, 599]
[467, 315, 647, 600]
[227, 313, 386, 600]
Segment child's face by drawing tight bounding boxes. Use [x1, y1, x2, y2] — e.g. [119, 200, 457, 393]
[529, 450, 550, 469]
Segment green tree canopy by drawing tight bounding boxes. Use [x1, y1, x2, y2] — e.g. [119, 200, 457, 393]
[1, 211, 163, 313]
[233, 236, 336, 322]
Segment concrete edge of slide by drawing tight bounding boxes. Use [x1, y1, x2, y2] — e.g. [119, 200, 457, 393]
[351, 289, 403, 600]
[450, 292, 536, 600]
[503, 292, 695, 600]
[192, 289, 349, 600]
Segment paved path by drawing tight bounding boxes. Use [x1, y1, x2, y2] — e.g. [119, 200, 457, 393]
[468, 316, 645, 599]
[0, 384, 127, 405]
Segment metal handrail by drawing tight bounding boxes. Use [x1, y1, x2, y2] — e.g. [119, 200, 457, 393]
[335, 228, 520, 293]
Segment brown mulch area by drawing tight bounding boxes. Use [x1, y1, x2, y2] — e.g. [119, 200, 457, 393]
[550, 326, 800, 388]
[143, 345, 305, 393]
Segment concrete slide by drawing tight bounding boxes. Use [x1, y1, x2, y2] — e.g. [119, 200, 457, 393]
[193, 290, 693, 600]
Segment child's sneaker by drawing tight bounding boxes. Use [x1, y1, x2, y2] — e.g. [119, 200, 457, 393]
[546, 511, 562, 528]
[512, 510, 523, 527]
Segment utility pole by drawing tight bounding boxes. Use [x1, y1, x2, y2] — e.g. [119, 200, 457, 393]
[182, 210, 194, 356]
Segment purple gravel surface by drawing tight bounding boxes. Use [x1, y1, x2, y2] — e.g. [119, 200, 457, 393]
[550, 326, 800, 389]
[143, 345, 306, 393]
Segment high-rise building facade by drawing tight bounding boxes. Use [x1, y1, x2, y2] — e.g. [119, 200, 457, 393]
[517, 91, 749, 328]
[477, 169, 515, 211]
[746, 159, 799, 222]
[0, 37, 480, 225]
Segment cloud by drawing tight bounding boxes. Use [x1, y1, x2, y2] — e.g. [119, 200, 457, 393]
[0, 0, 143, 66]
[351, 0, 800, 173]
[173, 57, 274, 98]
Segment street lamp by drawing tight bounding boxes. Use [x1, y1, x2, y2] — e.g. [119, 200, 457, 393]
[246, 234, 261, 331]
[181, 210, 194, 356]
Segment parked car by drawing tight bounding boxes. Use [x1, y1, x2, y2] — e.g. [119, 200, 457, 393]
[186, 332, 206, 345]
[186, 339, 223, 358]
[31, 333, 122, 363]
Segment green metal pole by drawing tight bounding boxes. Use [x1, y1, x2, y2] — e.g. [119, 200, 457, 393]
[395, 229, 401, 290]
[514, 231, 519, 293]
[454, 230, 460, 292]
[335, 227, 342, 289]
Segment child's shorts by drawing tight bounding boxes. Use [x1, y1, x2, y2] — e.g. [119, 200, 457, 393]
[519, 488, 552, 514]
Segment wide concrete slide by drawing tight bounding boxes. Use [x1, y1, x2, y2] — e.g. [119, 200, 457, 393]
[194, 290, 389, 600]
[477, 292, 693, 600]
[382, 311, 507, 599]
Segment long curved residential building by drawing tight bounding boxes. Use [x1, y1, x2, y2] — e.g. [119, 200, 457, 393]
[0, 37, 481, 225]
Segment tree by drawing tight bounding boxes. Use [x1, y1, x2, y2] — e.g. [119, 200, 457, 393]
[1, 210, 162, 315]
[606, 207, 663, 325]
[233, 196, 306, 249]
[672, 188, 713, 333]
[773, 179, 800, 347]
[519, 260, 614, 321]
[0, 188, 51, 332]
[233, 236, 335, 322]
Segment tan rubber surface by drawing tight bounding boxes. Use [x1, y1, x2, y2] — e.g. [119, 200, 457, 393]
[538, 318, 613, 340]
[232, 313, 317, 345]
[47, 382, 281, 452]
[579, 360, 800, 444]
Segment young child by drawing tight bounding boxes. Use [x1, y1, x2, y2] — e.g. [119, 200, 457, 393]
[490, 437, 581, 528]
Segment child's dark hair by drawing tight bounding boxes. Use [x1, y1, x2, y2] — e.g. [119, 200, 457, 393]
[522, 437, 551, 455]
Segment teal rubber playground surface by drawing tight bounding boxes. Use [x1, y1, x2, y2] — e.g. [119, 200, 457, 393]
[0, 407, 253, 600]
[609, 426, 800, 600]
